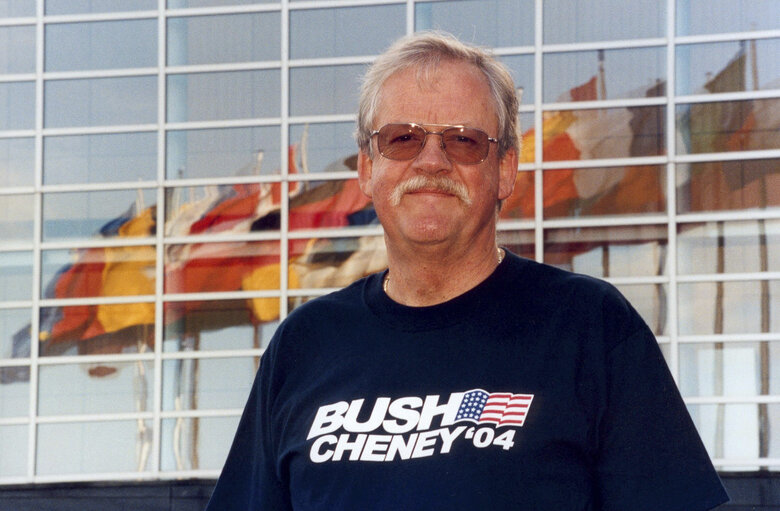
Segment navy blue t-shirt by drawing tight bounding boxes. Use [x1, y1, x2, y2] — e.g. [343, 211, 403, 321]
[206, 252, 728, 510]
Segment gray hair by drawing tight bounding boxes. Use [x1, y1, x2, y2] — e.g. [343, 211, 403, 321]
[356, 31, 520, 158]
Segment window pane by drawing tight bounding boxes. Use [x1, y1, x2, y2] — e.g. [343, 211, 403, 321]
[167, 70, 280, 122]
[165, 240, 281, 295]
[162, 357, 256, 411]
[0, 137, 34, 187]
[39, 304, 154, 355]
[676, 40, 779, 95]
[544, 225, 668, 278]
[544, 47, 666, 102]
[45, 19, 157, 72]
[679, 341, 776, 397]
[0, 251, 32, 301]
[0, 360, 28, 416]
[0, 194, 34, 243]
[45, 0, 156, 14]
[160, 416, 238, 472]
[0, 25, 35, 74]
[0, 425, 27, 477]
[288, 235, 387, 290]
[166, 126, 281, 180]
[496, 229, 535, 260]
[540, 165, 666, 219]
[687, 403, 777, 463]
[541, 106, 665, 162]
[676, 0, 779, 35]
[44, 132, 157, 185]
[41, 247, 156, 299]
[291, 5, 404, 59]
[416, 0, 534, 47]
[163, 299, 278, 352]
[37, 420, 152, 475]
[167, 12, 280, 66]
[0, 308, 29, 359]
[544, 0, 664, 44]
[43, 189, 156, 241]
[677, 220, 780, 275]
[499, 170, 535, 220]
[677, 159, 779, 214]
[44, 76, 157, 128]
[287, 179, 376, 232]
[677, 98, 778, 155]
[615, 283, 668, 336]
[289, 122, 356, 175]
[0, 0, 34, 16]
[289, 64, 364, 116]
[38, 361, 152, 415]
[678, 280, 779, 335]
[0, 81, 34, 130]
[164, 184, 282, 236]
[501, 54, 534, 105]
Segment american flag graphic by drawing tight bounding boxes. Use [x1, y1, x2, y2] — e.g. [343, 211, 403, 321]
[455, 389, 534, 427]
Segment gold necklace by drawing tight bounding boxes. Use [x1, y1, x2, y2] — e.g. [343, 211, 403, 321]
[383, 248, 505, 294]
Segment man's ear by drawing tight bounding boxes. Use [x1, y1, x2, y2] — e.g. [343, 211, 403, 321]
[497, 147, 518, 201]
[357, 149, 374, 199]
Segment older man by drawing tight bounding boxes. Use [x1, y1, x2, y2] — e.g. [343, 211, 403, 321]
[206, 32, 728, 510]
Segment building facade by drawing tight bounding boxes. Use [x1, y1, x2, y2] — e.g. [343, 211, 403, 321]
[0, 0, 779, 487]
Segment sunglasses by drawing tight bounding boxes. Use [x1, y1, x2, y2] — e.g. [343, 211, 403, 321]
[370, 123, 498, 164]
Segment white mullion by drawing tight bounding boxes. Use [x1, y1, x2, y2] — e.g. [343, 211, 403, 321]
[675, 148, 780, 164]
[677, 208, 780, 224]
[666, 0, 680, 382]
[287, 55, 375, 68]
[405, 0, 414, 35]
[540, 155, 667, 170]
[166, 3, 281, 18]
[165, 60, 282, 75]
[280, 0, 291, 320]
[677, 89, 780, 104]
[42, 10, 158, 24]
[36, 353, 156, 368]
[681, 333, 780, 344]
[159, 408, 244, 419]
[542, 214, 669, 229]
[686, 395, 780, 405]
[544, 96, 667, 111]
[543, 37, 667, 54]
[677, 271, 780, 283]
[40, 181, 158, 193]
[42, 124, 158, 136]
[287, 113, 355, 124]
[0, 74, 36, 83]
[676, 29, 780, 45]
[290, 0, 403, 10]
[165, 117, 282, 131]
[533, 0, 544, 263]
[43, 67, 159, 81]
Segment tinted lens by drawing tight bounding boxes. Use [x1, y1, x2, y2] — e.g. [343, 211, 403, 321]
[376, 124, 426, 160]
[441, 127, 490, 164]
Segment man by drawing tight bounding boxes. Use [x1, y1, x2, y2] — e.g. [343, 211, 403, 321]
[206, 32, 728, 510]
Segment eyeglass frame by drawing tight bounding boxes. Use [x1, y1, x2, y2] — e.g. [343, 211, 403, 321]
[369, 122, 499, 164]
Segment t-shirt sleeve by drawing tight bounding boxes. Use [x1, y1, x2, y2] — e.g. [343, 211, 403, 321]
[594, 324, 729, 511]
[205, 343, 291, 511]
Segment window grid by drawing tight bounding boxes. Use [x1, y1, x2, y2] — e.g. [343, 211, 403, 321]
[0, 0, 777, 483]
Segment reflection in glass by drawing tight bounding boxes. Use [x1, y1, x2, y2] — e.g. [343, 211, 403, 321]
[544, 0, 664, 44]
[0, 251, 32, 301]
[289, 64, 365, 117]
[45, 0, 156, 14]
[535, 165, 666, 219]
[163, 299, 278, 352]
[287, 235, 386, 290]
[167, 70, 280, 123]
[0, 425, 27, 477]
[0, 137, 34, 188]
[0, 0, 35, 16]
[0, 81, 34, 130]
[676, 39, 779, 95]
[161, 416, 239, 472]
[165, 240, 281, 295]
[0, 308, 29, 358]
[497, 229, 535, 261]
[291, 5, 404, 60]
[677, 220, 779, 274]
[287, 179, 376, 232]
[162, 357, 256, 411]
[0, 25, 35, 74]
[676, 0, 779, 35]
[544, 47, 665, 102]
[677, 98, 778, 155]
[44, 132, 157, 185]
[168, 0, 272, 7]
[500, 170, 535, 220]
[677, 159, 779, 213]
[45, 19, 157, 72]
[615, 284, 668, 336]
[43, 189, 156, 240]
[167, 12, 280, 66]
[416, 0, 534, 48]
[0, 194, 34, 242]
[500, 55, 534, 104]
[679, 342, 775, 397]
[166, 126, 281, 180]
[289, 122, 356, 174]
[0, 363, 27, 416]
[38, 304, 154, 357]
[545, 225, 668, 278]
[41, 246, 156, 293]
[38, 361, 153, 415]
[678, 280, 778, 335]
[37, 420, 152, 475]
[44, 76, 157, 128]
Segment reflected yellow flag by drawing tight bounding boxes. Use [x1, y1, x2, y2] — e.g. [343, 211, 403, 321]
[243, 263, 300, 322]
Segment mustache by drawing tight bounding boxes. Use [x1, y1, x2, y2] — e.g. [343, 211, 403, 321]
[389, 175, 472, 206]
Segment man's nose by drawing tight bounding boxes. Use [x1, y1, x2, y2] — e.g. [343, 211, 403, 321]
[413, 133, 452, 173]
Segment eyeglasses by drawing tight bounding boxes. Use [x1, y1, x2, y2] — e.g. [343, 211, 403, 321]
[370, 123, 498, 164]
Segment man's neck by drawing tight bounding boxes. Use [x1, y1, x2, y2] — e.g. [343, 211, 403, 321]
[383, 241, 504, 307]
